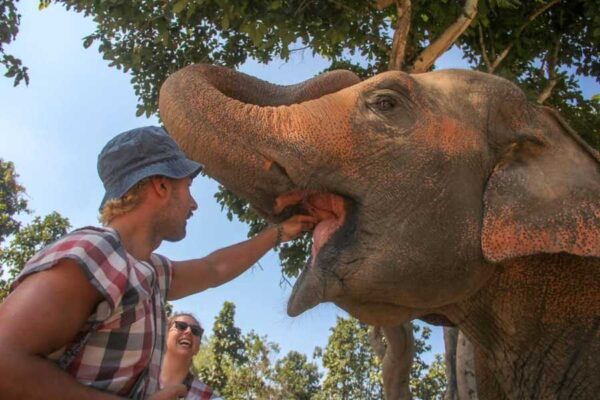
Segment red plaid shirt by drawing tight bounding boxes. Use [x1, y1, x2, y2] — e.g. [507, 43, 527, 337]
[12, 226, 172, 398]
[183, 374, 222, 400]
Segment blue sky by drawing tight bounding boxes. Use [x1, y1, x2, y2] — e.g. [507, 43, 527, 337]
[2, 2, 597, 371]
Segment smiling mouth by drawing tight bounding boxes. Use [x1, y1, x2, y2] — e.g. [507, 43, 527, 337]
[177, 338, 192, 348]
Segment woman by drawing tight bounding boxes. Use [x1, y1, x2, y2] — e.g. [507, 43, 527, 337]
[161, 313, 222, 399]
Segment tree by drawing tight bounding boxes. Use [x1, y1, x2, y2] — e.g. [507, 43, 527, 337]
[409, 324, 447, 399]
[317, 316, 384, 399]
[0, 159, 27, 242]
[0, 0, 29, 86]
[0, 159, 70, 301]
[316, 316, 446, 399]
[220, 331, 279, 400]
[195, 301, 247, 392]
[194, 301, 322, 399]
[272, 350, 321, 400]
[416, 354, 448, 400]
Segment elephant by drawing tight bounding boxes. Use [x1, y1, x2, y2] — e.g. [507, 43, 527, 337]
[159, 64, 600, 399]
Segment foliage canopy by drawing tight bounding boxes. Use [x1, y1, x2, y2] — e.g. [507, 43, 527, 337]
[194, 303, 446, 399]
[0, 159, 70, 301]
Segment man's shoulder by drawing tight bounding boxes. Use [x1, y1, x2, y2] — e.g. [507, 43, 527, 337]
[68, 225, 118, 241]
[11, 226, 124, 294]
[30, 226, 120, 261]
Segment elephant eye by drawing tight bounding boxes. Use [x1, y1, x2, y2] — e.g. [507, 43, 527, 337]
[375, 97, 396, 111]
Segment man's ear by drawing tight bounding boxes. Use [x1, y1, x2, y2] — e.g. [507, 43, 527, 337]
[148, 176, 171, 199]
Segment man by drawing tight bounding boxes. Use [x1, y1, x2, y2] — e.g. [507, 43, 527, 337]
[0, 126, 315, 399]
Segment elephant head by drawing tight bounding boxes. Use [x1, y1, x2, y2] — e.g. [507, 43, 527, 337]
[159, 65, 600, 328]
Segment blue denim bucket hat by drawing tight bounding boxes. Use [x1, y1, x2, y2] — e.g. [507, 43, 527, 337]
[98, 126, 203, 211]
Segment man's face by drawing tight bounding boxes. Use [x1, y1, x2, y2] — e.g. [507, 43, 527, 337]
[166, 315, 202, 359]
[160, 177, 198, 242]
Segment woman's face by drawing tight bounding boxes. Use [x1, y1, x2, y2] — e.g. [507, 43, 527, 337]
[166, 315, 202, 360]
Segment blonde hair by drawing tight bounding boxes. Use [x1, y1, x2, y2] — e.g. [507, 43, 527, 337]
[99, 177, 151, 225]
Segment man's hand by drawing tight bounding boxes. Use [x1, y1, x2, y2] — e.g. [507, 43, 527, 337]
[148, 384, 187, 400]
[278, 214, 318, 243]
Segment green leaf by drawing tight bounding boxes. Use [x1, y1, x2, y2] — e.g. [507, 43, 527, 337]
[82, 36, 95, 49]
[222, 14, 230, 30]
[172, 0, 188, 14]
[38, 0, 51, 10]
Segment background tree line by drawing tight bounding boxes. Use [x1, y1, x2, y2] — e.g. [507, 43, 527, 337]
[0, 159, 69, 301]
[193, 301, 447, 399]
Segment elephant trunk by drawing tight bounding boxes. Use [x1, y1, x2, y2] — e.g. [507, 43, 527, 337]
[159, 64, 360, 216]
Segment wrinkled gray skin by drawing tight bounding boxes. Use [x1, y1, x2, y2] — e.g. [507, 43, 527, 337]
[159, 64, 600, 399]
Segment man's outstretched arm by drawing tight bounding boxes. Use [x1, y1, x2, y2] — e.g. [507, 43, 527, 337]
[168, 214, 316, 300]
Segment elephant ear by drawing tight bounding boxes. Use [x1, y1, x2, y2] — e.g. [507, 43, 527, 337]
[482, 107, 600, 263]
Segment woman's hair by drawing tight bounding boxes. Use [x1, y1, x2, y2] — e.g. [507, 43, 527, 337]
[99, 177, 151, 225]
[168, 312, 202, 329]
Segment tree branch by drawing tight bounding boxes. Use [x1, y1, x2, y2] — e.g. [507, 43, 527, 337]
[366, 33, 392, 53]
[537, 35, 561, 104]
[409, 0, 478, 73]
[289, 45, 310, 53]
[376, 0, 395, 9]
[388, 0, 411, 70]
[489, 0, 560, 73]
[478, 23, 492, 72]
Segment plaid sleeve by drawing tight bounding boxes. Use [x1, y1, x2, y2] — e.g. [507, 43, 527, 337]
[150, 253, 173, 300]
[12, 228, 129, 321]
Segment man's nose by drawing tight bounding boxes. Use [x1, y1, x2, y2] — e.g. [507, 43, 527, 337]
[191, 197, 198, 211]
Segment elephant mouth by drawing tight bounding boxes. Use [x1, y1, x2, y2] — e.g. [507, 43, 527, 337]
[274, 190, 351, 265]
[274, 188, 362, 317]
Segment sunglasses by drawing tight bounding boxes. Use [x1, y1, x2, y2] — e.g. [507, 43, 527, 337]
[172, 320, 204, 337]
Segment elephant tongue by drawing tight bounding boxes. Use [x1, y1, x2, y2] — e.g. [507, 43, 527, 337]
[275, 191, 347, 263]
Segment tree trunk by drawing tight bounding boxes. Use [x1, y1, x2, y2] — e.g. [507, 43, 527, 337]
[409, 0, 479, 73]
[444, 327, 478, 400]
[370, 323, 414, 400]
[443, 327, 459, 400]
[388, 0, 412, 70]
[456, 330, 478, 400]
